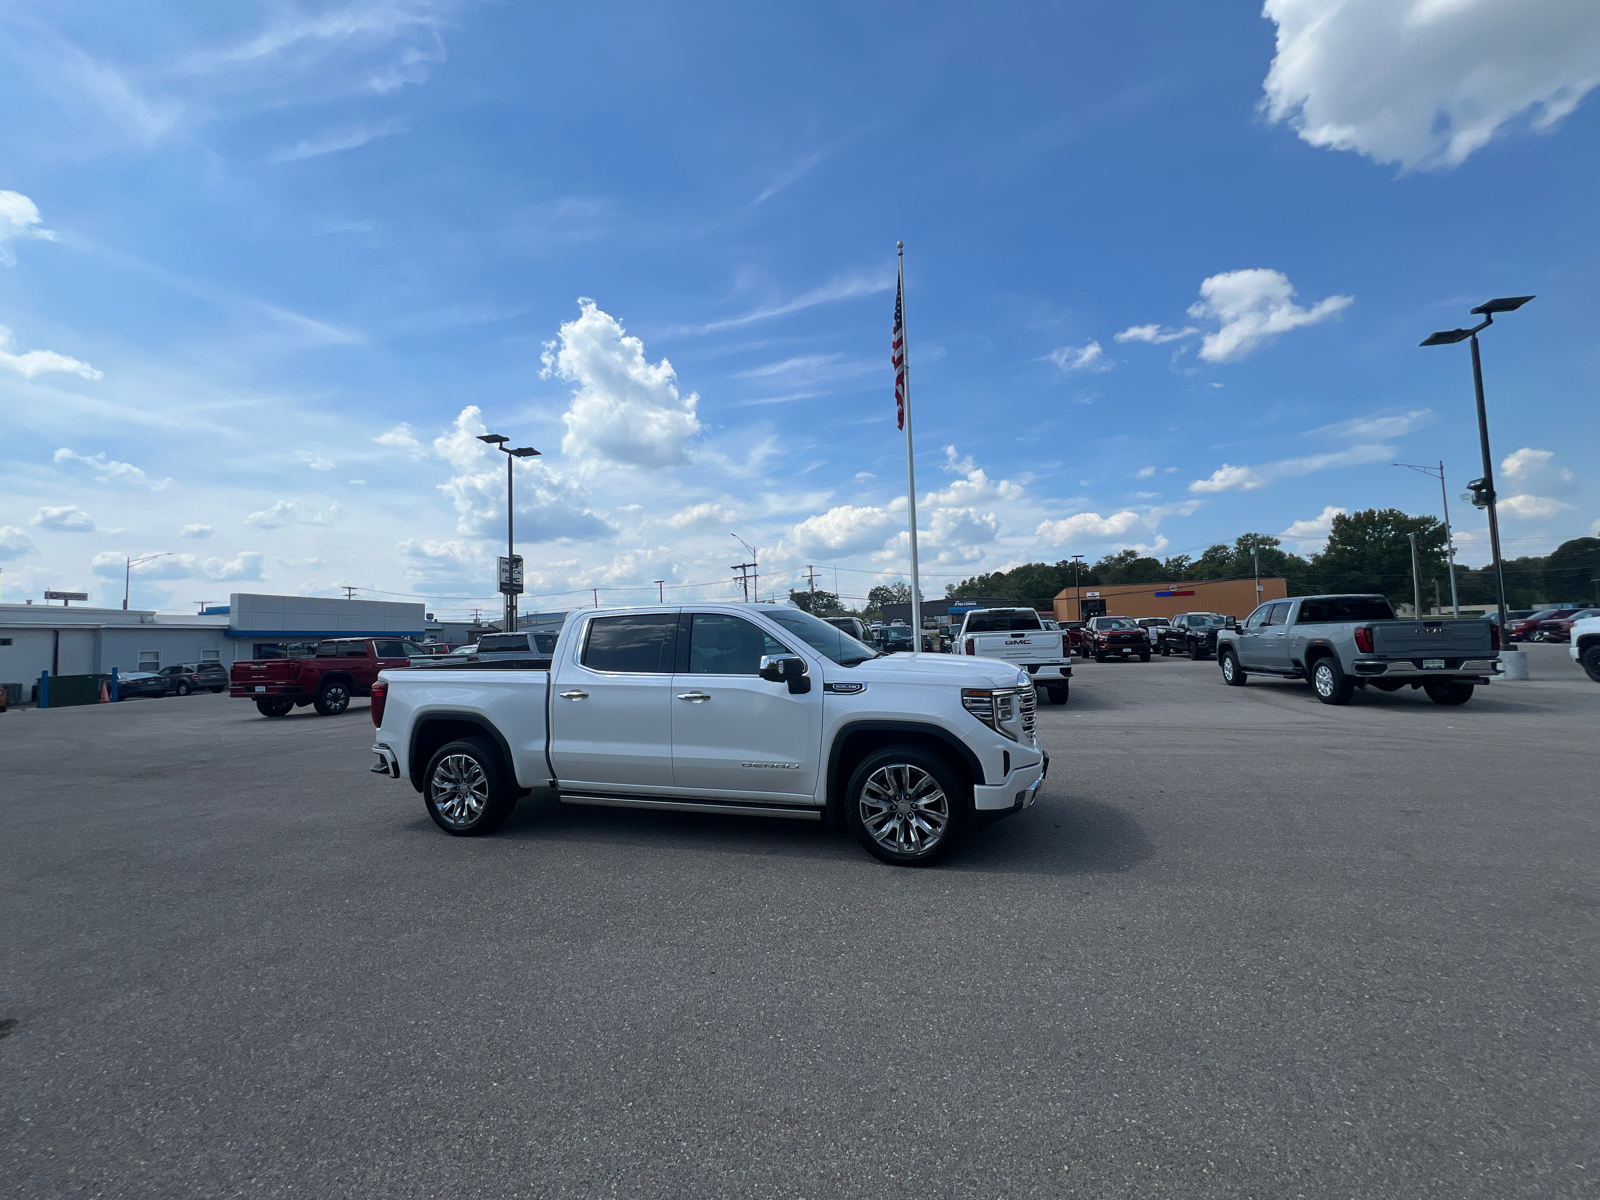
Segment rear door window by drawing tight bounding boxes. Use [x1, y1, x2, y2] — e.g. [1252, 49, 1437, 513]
[581, 614, 678, 673]
[1295, 597, 1396, 623]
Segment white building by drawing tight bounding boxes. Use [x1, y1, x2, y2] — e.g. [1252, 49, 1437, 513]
[0, 592, 426, 694]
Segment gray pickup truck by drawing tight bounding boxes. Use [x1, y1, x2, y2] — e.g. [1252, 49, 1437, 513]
[1215, 594, 1502, 706]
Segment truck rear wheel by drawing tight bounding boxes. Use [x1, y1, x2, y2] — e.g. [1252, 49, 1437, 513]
[1159, 642, 1169, 656]
[1220, 650, 1247, 686]
[1424, 680, 1474, 705]
[845, 746, 968, 867]
[1189, 642, 1207, 661]
[314, 680, 351, 716]
[1582, 645, 1600, 683]
[1045, 683, 1068, 705]
[255, 698, 294, 718]
[423, 737, 517, 836]
[1311, 657, 1355, 705]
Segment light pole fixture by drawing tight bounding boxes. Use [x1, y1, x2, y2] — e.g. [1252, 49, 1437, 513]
[124, 552, 175, 610]
[1420, 295, 1533, 637]
[1394, 461, 1460, 618]
[478, 433, 541, 631]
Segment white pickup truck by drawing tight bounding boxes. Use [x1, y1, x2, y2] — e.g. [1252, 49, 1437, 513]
[368, 604, 1048, 866]
[953, 607, 1073, 705]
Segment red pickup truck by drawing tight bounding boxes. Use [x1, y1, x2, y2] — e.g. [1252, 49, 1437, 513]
[230, 637, 428, 717]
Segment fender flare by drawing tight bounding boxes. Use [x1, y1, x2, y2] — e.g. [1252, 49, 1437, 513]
[408, 710, 523, 795]
[824, 719, 987, 827]
[1296, 638, 1337, 673]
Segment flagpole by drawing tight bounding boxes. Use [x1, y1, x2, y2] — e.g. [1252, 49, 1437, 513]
[899, 241, 922, 648]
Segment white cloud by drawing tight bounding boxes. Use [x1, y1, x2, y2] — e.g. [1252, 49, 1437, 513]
[1498, 494, 1575, 519]
[30, 505, 95, 532]
[1186, 269, 1352, 363]
[1135, 466, 1157, 479]
[245, 499, 341, 528]
[666, 503, 735, 530]
[1114, 323, 1197, 345]
[399, 538, 481, 566]
[1036, 510, 1147, 543]
[679, 271, 894, 335]
[1308, 409, 1434, 440]
[203, 552, 264, 581]
[270, 119, 408, 162]
[1494, 447, 1579, 518]
[54, 448, 170, 488]
[790, 505, 898, 557]
[375, 422, 426, 459]
[1048, 341, 1112, 373]
[1280, 505, 1346, 552]
[1262, 0, 1600, 171]
[1501, 446, 1574, 486]
[0, 326, 103, 380]
[1190, 443, 1392, 494]
[294, 450, 336, 471]
[0, 525, 39, 560]
[927, 507, 999, 560]
[0, 191, 58, 265]
[180, 524, 214, 539]
[543, 300, 702, 467]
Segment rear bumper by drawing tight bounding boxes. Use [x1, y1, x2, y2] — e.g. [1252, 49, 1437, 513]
[1024, 662, 1072, 682]
[230, 684, 304, 697]
[371, 742, 400, 778]
[1351, 658, 1501, 680]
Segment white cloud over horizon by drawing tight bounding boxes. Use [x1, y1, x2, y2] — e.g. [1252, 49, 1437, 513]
[1, 326, 103, 380]
[1187, 269, 1352, 363]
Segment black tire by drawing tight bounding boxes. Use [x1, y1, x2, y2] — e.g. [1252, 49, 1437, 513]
[844, 745, 968, 867]
[1581, 645, 1600, 683]
[1310, 656, 1355, 705]
[1159, 642, 1170, 657]
[313, 679, 351, 716]
[211, 686, 225, 694]
[1189, 642, 1206, 661]
[1093, 650, 1105, 663]
[423, 737, 517, 836]
[174, 681, 191, 696]
[1139, 652, 1151, 663]
[1220, 650, 1247, 686]
[256, 698, 294, 718]
[1424, 680, 1474, 705]
[1046, 683, 1069, 705]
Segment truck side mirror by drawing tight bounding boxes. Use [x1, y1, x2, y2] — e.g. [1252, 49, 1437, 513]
[758, 654, 811, 694]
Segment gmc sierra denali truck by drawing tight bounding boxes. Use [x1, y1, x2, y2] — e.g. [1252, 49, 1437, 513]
[368, 604, 1048, 866]
[953, 607, 1072, 704]
[1215, 594, 1501, 706]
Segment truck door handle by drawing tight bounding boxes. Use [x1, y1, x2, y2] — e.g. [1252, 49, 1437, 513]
[559, 690, 589, 700]
[676, 692, 711, 702]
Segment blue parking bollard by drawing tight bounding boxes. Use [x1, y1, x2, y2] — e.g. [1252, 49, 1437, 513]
[111, 666, 120, 702]
[39, 670, 49, 709]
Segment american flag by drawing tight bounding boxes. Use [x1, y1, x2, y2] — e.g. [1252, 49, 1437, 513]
[891, 265, 906, 431]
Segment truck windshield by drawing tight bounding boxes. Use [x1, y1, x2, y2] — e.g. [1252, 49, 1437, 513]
[765, 609, 879, 666]
[963, 611, 1042, 632]
[1296, 597, 1396, 623]
[1093, 618, 1137, 630]
[1189, 614, 1226, 627]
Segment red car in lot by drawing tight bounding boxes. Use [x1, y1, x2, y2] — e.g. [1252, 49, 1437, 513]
[230, 637, 428, 717]
[1508, 608, 1586, 642]
[1087, 616, 1151, 662]
[1526, 607, 1600, 643]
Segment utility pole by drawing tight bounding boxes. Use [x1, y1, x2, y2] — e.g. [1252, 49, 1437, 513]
[732, 535, 759, 603]
[1253, 546, 1261, 607]
[1408, 532, 1422, 617]
[342, 585, 357, 600]
[731, 563, 754, 602]
[1071, 554, 1085, 621]
[805, 564, 819, 613]
[654, 580, 665, 603]
[476, 432, 540, 634]
[123, 552, 175, 610]
[1395, 460, 1460, 617]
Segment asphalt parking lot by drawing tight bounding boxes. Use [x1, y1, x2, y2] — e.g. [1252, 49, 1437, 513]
[4, 644, 1597, 1199]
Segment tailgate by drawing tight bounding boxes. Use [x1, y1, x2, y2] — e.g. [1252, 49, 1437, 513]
[231, 660, 300, 684]
[1371, 620, 1492, 658]
[972, 632, 1057, 660]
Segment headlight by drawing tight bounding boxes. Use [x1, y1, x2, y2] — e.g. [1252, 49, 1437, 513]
[962, 686, 1026, 742]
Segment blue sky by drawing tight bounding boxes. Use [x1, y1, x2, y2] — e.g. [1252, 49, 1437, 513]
[2, 0, 1597, 616]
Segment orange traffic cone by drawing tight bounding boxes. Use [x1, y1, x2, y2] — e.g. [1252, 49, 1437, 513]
[99, 681, 110, 703]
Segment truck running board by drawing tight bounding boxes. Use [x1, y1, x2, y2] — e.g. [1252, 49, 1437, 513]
[559, 793, 822, 821]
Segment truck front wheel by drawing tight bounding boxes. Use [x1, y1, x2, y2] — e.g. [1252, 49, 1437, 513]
[423, 737, 517, 836]
[314, 680, 351, 716]
[1581, 645, 1600, 683]
[255, 698, 294, 718]
[1311, 657, 1355, 705]
[1221, 650, 1247, 687]
[1424, 680, 1474, 705]
[845, 746, 968, 867]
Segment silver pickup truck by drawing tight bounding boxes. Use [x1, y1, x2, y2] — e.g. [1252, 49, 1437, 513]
[1215, 594, 1502, 706]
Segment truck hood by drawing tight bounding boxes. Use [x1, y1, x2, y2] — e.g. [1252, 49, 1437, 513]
[835, 652, 1028, 689]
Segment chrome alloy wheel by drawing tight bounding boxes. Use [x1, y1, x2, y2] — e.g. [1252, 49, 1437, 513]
[1222, 655, 1236, 682]
[431, 753, 490, 828]
[1313, 661, 1336, 698]
[859, 764, 949, 856]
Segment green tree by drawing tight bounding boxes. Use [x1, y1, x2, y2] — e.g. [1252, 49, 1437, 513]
[787, 588, 841, 615]
[1310, 509, 1446, 603]
[863, 582, 920, 620]
[1190, 534, 1312, 594]
[1090, 549, 1166, 584]
[1543, 537, 1600, 605]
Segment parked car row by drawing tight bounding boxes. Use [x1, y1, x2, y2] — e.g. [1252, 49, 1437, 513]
[114, 661, 231, 699]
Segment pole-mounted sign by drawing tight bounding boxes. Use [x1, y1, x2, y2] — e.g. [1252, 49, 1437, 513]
[497, 555, 524, 596]
[44, 590, 89, 603]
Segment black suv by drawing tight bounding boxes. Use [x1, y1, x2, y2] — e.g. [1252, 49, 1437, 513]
[1156, 613, 1231, 660]
[160, 661, 230, 694]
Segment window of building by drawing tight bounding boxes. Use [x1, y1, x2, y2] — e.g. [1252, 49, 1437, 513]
[201, 649, 221, 661]
[139, 651, 160, 670]
[0, 637, 12, 647]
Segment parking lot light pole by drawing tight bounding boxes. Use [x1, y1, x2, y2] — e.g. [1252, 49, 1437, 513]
[124, 552, 175, 610]
[1395, 461, 1460, 617]
[1421, 295, 1533, 637]
[477, 434, 541, 631]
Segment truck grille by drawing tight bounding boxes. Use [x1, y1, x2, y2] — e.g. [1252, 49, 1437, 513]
[1019, 686, 1036, 741]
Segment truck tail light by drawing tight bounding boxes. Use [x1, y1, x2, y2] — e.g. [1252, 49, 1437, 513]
[1062, 634, 1071, 658]
[1490, 622, 1501, 653]
[1354, 626, 1374, 654]
[370, 679, 387, 727]
[964, 639, 975, 655]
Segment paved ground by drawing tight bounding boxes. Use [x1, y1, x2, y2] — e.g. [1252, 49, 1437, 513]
[3, 644, 1597, 1199]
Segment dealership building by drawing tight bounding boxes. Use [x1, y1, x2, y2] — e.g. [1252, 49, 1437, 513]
[0, 592, 427, 695]
[1053, 576, 1287, 623]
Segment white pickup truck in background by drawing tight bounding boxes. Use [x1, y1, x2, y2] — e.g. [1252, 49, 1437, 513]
[954, 607, 1073, 705]
[368, 604, 1049, 866]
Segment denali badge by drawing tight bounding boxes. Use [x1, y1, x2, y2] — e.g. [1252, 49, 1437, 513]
[741, 762, 800, 770]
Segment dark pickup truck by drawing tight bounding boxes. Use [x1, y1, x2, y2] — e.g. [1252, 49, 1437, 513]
[230, 637, 429, 717]
[1156, 612, 1230, 660]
